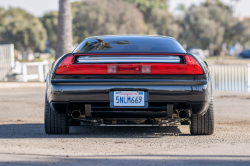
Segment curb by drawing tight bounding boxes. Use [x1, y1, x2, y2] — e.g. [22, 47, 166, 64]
[0, 82, 46, 89]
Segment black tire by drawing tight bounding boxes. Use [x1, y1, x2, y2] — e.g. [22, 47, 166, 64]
[44, 95, 69, 134]
[70, 119, 81, 126]
[190, 100, 214, 135]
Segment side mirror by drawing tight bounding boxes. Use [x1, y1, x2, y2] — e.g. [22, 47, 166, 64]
[204, 61, 208, 67]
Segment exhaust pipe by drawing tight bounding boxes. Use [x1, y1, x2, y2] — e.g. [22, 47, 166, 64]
[71, 110, 81, 119]
[178, 110, 189, 119]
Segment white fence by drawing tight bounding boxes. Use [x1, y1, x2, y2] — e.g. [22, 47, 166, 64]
[209, 64, 250, 92]
[0, 44, 14, 81]
[3, 60, 51, 82]
[18, 61, 50, 82]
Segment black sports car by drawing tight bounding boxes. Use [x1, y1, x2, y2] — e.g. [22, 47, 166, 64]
[45, 35, 214, 135]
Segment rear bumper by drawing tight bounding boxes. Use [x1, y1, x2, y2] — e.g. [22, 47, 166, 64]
[48, 84, 210, 115]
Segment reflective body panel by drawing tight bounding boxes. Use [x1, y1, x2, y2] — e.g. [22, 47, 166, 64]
[46, 35, 213, 119]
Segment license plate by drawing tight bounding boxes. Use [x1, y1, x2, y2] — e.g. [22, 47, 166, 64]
[114, 91, 144, 107]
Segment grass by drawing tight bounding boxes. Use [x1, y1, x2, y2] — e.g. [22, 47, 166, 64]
[205, 55, 237, 60]
[205, 55, 250, 65]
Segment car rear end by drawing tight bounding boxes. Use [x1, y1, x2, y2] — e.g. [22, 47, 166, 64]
[45, 35, 213, 135]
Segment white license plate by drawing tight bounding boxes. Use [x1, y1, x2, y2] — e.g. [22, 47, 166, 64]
[114, 91, 144, 107]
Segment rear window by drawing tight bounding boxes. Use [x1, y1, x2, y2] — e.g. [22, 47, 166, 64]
[73, 37, 186, 53]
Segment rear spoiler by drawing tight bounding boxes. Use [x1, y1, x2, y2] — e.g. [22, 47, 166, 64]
[76, 55, 182, 63]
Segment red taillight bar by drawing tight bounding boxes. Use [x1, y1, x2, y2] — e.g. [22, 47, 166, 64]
[55, 54, 203, 75]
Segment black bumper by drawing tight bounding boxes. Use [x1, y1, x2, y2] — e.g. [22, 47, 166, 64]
[48, 84, 210, 115]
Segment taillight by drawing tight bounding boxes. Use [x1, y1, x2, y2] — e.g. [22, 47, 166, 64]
[140, 55, 203, 75]
[55, 55, 74, 74]
[55, 54, 203, 75]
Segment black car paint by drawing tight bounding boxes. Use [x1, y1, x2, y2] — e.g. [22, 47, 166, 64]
[45, 35, 212, 119]
[46, 53, 212, 119]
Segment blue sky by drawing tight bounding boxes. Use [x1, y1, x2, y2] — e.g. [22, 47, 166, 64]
[0, 0, 249, 17]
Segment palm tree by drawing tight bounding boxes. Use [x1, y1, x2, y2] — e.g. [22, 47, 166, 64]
[55, 0, 72, 60]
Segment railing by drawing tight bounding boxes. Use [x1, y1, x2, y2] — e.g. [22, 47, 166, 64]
[209, 64, 250, 92]
[0, 44, 15, 81]
[18, 60, 50, 82]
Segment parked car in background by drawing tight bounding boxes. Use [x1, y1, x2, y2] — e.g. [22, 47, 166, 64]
[203, 50, 210, 57]
[238, 49, 250, 58]
[188, 48, 206, 60]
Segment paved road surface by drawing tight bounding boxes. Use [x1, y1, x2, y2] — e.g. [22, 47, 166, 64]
[0, 87, 250, 166]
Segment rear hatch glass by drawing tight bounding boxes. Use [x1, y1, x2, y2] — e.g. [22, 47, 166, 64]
[73, 37, 186, 53]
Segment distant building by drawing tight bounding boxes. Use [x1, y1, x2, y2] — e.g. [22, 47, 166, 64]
[237, 13, 250, 21]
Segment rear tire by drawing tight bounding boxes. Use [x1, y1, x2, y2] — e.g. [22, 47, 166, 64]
[190, 100, 214, 135]
[44, 95, 69, 134]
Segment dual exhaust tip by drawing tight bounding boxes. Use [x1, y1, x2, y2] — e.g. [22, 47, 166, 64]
[71, 104, 91, 119]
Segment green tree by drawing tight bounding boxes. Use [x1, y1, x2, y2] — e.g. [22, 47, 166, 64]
[229, 21, 250, 47]
[40, 11, 58, 50]
[178, 0, 250, 50]
[202, 0, 232, 11]
[176, 3, 187, 12]
[179, 6, 224, 49]
[124, 0, 179, 38]
[0, 8, 47, 52]
[71, 0, 148, 44]
[147, 9, 180, 39]
[124, 0, 168, 22]
[0, 8, 5, 26]
[56, 0, 72, 60]
[0, 8, 6, 42]
[201, 1, 238, 46]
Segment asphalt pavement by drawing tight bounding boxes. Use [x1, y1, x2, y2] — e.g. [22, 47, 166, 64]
[0, 87, 250, 166]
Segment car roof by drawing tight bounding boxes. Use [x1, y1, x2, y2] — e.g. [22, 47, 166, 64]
[86, 35, 176, 41]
